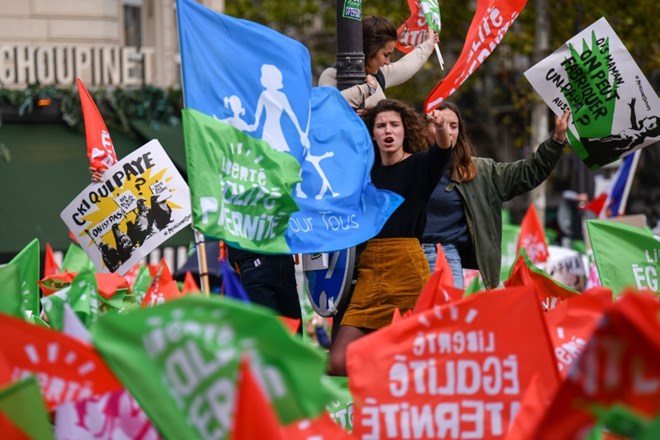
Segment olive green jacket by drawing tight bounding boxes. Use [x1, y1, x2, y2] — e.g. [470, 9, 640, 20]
[450, 137, 565, 289]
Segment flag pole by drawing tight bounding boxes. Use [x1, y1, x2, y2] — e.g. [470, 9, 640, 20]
[434, 43, 444, 70]
[176, 3, 210, 296]
[194, 229, 210, 295]
[619, 150, 641, 215]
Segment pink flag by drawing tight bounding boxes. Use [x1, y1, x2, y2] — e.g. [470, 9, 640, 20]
[424, 0, 527, 112]
[77, 78, 118, 171]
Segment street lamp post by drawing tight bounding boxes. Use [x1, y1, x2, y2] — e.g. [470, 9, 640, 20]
[335, 0, 365, 91]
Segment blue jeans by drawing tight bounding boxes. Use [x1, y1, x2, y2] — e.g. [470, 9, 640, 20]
[422, 242, 465, 289]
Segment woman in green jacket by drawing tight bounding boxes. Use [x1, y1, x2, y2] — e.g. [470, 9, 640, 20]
[422, 102, 571, 289]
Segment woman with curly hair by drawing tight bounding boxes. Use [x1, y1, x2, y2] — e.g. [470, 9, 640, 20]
[327, 99, 453, 376]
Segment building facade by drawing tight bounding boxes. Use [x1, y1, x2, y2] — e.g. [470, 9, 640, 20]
[0, 0, 224, 90]
[0, 0, 226, 271]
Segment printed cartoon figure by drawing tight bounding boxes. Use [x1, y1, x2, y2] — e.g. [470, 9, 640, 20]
[86, 229, 121, 272]
[298, 146, 340, 200]
[148, 194, 173, 229]
[127, 198, 156, 246]
[583, 97, 660, 167]
[247, 64, 309, 152]
[220, 95, 251, 131]
[112, 223, 133, 263]
[221, 63, 340, 200]
[98, 242, 121, 272]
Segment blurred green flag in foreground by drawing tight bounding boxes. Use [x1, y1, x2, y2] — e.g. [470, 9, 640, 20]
[92, 295, 335, 440]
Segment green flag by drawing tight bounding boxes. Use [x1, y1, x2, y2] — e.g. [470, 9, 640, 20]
[130, 264, 153, 304]
[501, 223, 521, 281]
[7, 238, 40, 317]
[324, 375, 354, 432]
[92, 295, 334, 439]
[183, 108, 301, 253]
[0, 376, 54, 440]
[0, 263, 23, 318]
[420, 0, 441, 33]
[41, 271, 100, 330]
[587, 220, 659, 295]
[61, 243, 96, 273]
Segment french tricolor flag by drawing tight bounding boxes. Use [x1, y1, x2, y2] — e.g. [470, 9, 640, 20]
[584, 150, 641, 218]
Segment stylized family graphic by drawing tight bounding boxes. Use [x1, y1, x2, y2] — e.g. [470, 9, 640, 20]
[219, 64, 339, 200]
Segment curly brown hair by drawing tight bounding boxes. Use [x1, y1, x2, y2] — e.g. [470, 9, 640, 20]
[362, 99, 428, 162]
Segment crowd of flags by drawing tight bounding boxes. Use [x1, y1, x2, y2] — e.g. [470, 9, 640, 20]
[1, 0, 658, 438]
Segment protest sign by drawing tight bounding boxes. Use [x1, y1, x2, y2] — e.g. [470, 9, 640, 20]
[524, 17, 660, 169]
[177, 0, 401, 254]
[61, 139, 192, 275]
[505, 249, 579, 310]
[347, 287, 559, 439]
[424, 0, 527, 111]
[543, 245, 587, 291]
[586, 219, 659, 294]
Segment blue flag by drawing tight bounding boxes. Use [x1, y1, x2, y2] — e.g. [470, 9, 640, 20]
[220, 259, 250, 302]
[177, 0, 402, 254]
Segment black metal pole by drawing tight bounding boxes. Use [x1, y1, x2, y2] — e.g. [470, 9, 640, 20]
[336, 0, 365, 91]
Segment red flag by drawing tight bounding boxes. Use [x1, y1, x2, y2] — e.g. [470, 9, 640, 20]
[122, 262, 143, 287]
[544, 292, 611, 378]
[44, 243, 60, 276]
[0, 313, 122, 410]
[282, 412, 355, 439]
[583, 192, 607, 217]
[396, 0, 427, 54]
[412, 265, 464, 315]
[278, 316, 301, 334]
[77, 78, 118, 171]
[231, 357, 284, 440]
[347, 287, 560, 439]
[424, 0, 528, 112]
[38, 271, 76, 296]
[140, 260, 182, 307]
[517, 204, 549, 264]
[525, 291, 660, 439]
[505, 249, 579, 310]
[68, 230, 79, 245]
[181, 271, 200, 294]
[95, 272, 131, 300]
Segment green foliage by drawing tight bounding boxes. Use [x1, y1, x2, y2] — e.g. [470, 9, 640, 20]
[0, 84, 183, 135]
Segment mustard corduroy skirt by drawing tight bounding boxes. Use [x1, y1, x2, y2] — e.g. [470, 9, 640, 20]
[341, 237, 430, 330]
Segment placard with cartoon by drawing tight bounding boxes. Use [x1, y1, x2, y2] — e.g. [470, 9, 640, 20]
[61, 139, 192, 275]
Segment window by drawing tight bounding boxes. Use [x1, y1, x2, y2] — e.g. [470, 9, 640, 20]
[123, 1, 143, 48]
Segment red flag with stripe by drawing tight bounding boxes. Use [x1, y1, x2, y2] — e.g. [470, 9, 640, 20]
[77, 78, 118, 171]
